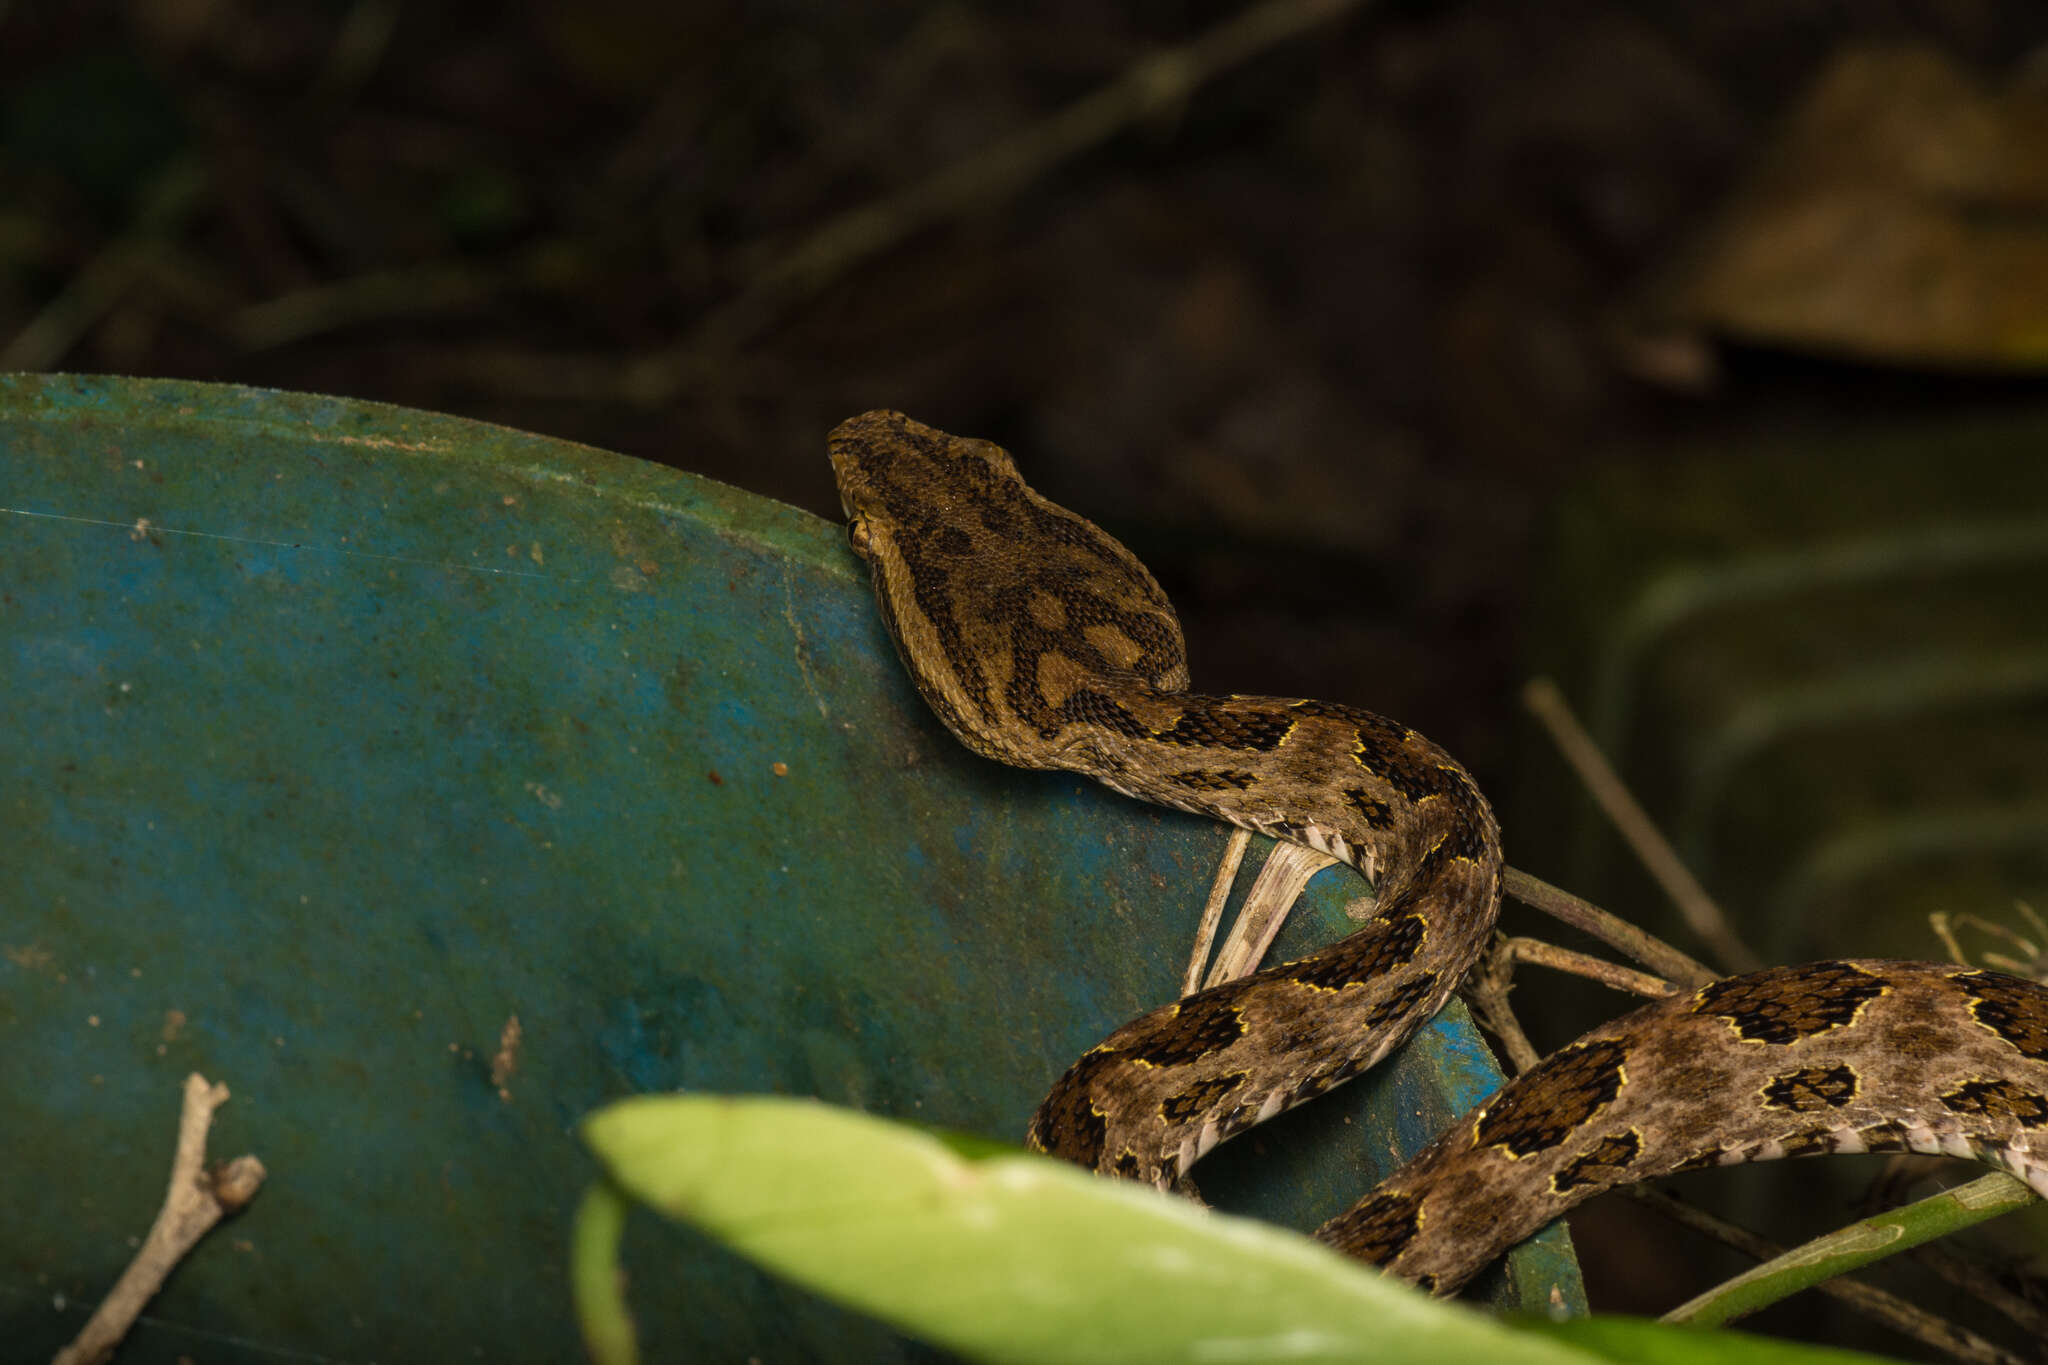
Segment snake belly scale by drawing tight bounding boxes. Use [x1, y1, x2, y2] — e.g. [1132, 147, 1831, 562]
[829, 409, 2048, 1295]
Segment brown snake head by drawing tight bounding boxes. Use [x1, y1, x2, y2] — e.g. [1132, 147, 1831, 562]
[828, 409, 1190, 769]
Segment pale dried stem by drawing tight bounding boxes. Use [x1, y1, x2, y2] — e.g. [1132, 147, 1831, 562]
[51, 1074, 266, 1365]
[1520, 677, 1760, 972]
[1497, 936, 1675, 1000]
[1502, 866, 1715, 988]
[1184, 826, 1252, 996]
[1461, 945, 1543, 1074]
[1929, 906, 2048, 981]
[1204, 841, 1341, 988]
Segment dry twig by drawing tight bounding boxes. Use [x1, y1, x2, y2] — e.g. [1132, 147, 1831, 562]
[1461, 943, 1542, 1073]
[1203, 841, 1342, 988]
[1502, 866, 1715, 988]
[1496, 936, 1675, 1000]
[1910, 1242, 2048, 1344]
[1521, 677, 1759, 972]
[1184, 826, 1252, 996]
[51, 1074, 265, 1365]
[691, 0, 1370, 355]
[435, 0, 1373, 404]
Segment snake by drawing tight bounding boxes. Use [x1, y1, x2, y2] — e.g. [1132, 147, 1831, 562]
[827, 408, 2048, 1296]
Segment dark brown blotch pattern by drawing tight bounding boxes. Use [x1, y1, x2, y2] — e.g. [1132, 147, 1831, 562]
[1122, 986, 1251, 1067]
[1342, 787, 1395, 829]
[1363, 970, 1442, 1031]
[1160, 1071, 1250, 1125]
[1938, 1077, 2048, 1128]
[1760, 1063, 1859, 1112]
[1288, 915, 1426, 991]
[1083, 696, 1297, 752]
[1028, 1046, 1118, 1168]
[1319, 1188, 1423, 1266]
[1351, 726, 1438, 803]
[1693, 961, 1887, 1044]
[1473, 1039, 1628, 1158]
[1551, 1129, 1643, 1193]
[1956, 970, 2048, 1061]
[1283, 699, 1412, 747]
[1413, 807, 1495, 881]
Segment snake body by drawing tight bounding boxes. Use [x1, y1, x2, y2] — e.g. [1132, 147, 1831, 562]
[829, 409, 2048, 1294]
[1324, 959, 2048, 1291]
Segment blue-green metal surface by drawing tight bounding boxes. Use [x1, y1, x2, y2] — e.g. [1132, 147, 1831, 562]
[0, 375, 1580, 1361]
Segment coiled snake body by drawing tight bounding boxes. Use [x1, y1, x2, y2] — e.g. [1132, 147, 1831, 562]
[829, 409, 2048, 1294]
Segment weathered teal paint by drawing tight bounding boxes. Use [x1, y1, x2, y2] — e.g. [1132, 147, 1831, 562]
[0, 376, 1580, 1361]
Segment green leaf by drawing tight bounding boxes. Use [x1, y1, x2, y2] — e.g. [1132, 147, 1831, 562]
[581, 1094, 1917, 1365]
[582, 1093, 1578, 1365]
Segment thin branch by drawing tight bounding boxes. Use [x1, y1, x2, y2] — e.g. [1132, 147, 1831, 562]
[232, 262, 491, 350]
[1910, 1241, 2048, 1344]
[1929, 904, 2048, 981]
[3, 160, 208, 371]
[1465, 934, 1671, 1077]
[1461, 940, 1542, 1073]
[1502, 866, 1715, 988]
[52, 1074, 266, 1365]
[1521, 677, 1760, 972]
[715, 0, 1365, 343]
[1496, 936, 1675, 1000]
[357, 0, 1371, 404]
[1628, 1187, 2024, 1365]
[541, 0, 1372, 405]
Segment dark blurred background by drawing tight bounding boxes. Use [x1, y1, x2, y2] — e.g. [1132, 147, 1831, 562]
[8, 0, 2048, 1357]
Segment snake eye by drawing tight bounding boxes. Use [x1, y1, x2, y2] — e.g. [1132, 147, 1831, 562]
[846, 516, 872, 557]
